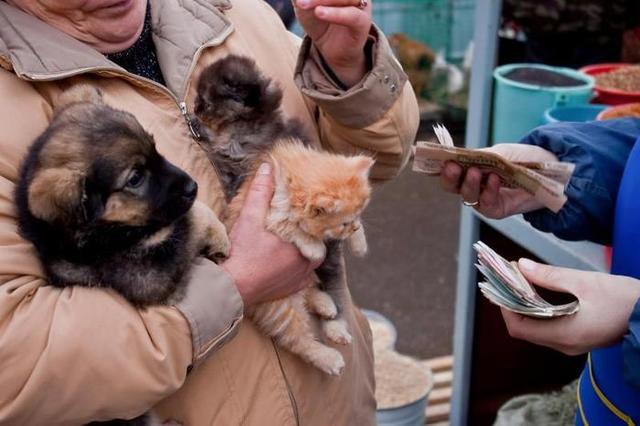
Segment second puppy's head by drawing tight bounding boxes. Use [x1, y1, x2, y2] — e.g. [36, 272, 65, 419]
[20, 86, 197, 231]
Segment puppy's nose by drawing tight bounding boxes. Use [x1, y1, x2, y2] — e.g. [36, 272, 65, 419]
[183, 180, 198, 200]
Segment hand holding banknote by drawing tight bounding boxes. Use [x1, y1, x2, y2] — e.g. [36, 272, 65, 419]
[441, 144, 560, 218]
[500, 258, 640, 356]
[414, 124, 572, 217]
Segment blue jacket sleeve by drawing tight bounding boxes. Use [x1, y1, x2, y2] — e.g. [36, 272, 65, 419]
[519, 119, 640, 245]
[624, 299, 640, 389]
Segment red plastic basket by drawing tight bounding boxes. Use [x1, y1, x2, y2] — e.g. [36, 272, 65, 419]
[579, 63, 640, 105]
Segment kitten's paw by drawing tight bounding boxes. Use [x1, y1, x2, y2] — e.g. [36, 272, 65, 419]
[323, 319, 352, 345]
[348, 227, 368, 257]
[312, 346, 345, 376]
[298, 241, 327, 262]
[307, 289, 337, 319]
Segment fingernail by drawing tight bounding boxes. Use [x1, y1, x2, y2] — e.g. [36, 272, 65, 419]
[316, 7, 328, 17]
[258, 163, 271, 175]
[519, 258, 537, 271]
[297, 0, 311, 7]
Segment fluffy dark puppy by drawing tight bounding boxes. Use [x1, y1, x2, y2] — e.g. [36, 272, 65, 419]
[16, 85, 231, 425]
[16, 85, 230, 307]
[193, 54, 307, 201]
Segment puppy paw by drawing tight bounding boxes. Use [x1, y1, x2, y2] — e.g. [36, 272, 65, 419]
[307, 289, 337, 319]
[209, 231, 231, 262]
[323, 319, 352, 345]
[207, 219, 231, 262]
[311, 346, 345, 376]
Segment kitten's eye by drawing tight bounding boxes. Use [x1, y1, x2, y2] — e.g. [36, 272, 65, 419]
[312, 206, 325, 216]
[126, 167, 146, 189]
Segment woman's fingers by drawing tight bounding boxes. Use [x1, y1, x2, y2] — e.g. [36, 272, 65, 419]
[296, 0, 367, 9]
[459, 167, 482, 204]
[440, 162, 463, 193]
[479, 173, 500, 209]
[517, 258, 582, 296]
[313, 6, 370, 30]
[500, 308, 580, 354]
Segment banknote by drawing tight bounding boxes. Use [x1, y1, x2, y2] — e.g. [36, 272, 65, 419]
[412, 125, 575, 213]
[474, 241, 579, 318]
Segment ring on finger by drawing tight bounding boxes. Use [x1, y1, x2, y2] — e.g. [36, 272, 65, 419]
[463, 200, 479, 207]
[357, 0, 368, 9]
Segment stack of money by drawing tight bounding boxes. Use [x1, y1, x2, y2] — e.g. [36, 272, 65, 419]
[412, 124, 575, 213]
[474, 241, 579, 318]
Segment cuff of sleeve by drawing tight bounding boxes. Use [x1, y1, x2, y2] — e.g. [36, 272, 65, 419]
[623, 297, 640, 390]
[175, 258, 243, 366]
[294, 24, 408, 129]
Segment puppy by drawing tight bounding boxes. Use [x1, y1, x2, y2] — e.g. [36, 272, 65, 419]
[15, 85, 231, 425]
[16, 85, 230, 308]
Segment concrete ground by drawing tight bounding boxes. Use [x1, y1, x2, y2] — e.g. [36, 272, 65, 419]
[346, 123, 462, 359]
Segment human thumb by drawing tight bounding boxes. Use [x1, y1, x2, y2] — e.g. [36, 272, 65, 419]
[240, 162, 274, 222]
[517, 258, 578, 295]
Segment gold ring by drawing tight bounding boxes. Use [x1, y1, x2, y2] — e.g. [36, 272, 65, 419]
[463, 200, 479, 207]
[358, 0, 368, 9]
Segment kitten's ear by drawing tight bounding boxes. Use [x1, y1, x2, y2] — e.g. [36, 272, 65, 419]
[28, 168, 84, 223]
[308, 195, 340, 216]
[351, 156, 375, 180]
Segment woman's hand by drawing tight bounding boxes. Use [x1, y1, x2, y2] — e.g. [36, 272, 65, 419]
[501, 259, 640, 356]
[222, 163, 322, 309]
[440, 144, 558, 219]
[294, 0, 372, 87]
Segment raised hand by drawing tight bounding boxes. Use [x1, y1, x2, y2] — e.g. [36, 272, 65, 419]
[294, 0, 372, 87]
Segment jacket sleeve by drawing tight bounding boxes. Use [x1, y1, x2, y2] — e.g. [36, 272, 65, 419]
[519, 119, 640, 245]
[624, 298, 640, 389]
[294, 24, 420, 182]
[0, 72, 243, 424]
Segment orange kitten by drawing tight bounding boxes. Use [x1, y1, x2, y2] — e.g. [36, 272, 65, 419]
[225, 140, 373, 375]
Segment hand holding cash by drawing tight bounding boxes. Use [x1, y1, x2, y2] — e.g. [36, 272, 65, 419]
[474, 241, 579, 318]
[413, 125, 575, 213]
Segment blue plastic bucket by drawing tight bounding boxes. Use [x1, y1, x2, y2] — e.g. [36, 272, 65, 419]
[543, 104, 607, 124]
[492, 64, 594, 143]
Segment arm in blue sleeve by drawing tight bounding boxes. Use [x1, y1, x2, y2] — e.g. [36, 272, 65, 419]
[519, 118, 640, 245]
[623, 298, 640, 389]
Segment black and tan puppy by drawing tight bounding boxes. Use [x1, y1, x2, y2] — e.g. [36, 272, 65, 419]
[15, 85, 230, 307]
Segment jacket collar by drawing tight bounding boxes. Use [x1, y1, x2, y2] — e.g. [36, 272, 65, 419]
[0, 0, 233, 98]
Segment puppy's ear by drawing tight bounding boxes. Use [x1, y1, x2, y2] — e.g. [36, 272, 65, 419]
[28, 168, 84, 223]
[54, 85, 104, 111]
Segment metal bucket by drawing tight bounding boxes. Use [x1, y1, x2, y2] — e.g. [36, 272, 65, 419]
[362, 309, 398, 350]
[376, 369, 434, 426]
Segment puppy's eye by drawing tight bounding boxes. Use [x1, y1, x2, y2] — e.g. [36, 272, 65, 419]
[126, 167, 145, 189]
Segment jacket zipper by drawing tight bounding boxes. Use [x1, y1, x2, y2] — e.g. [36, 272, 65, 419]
[272, 341, 301, 426]
[19, 25, 233, 142]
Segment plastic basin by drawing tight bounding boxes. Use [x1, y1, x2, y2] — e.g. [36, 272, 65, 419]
[596, 102, 640, 120]
[543, 104, 607, 124]
[492, 64, 594, 144]
[579, 63, 640, 105]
